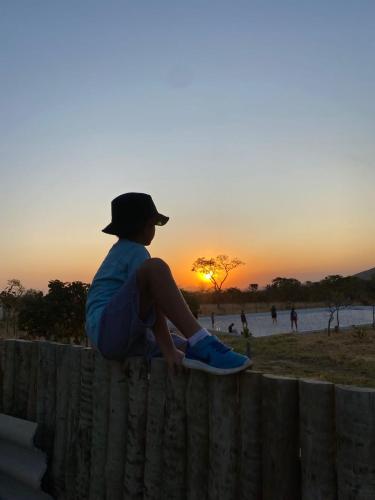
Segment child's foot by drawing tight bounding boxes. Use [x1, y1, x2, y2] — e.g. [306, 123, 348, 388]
[182, 335, 252, 375]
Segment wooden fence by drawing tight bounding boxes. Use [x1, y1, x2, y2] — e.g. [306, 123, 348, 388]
[0, 338, 375, 500]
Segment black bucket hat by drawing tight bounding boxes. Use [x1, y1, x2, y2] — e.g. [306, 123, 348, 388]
[102, 193, 169, 236]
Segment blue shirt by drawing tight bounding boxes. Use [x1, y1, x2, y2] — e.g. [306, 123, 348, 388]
[85, 239, 150, 346]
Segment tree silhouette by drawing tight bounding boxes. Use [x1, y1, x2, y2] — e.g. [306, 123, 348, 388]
[191, 255, 244, 293]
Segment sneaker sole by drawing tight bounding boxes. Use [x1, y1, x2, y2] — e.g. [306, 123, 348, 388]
[182, 357, 253, 375]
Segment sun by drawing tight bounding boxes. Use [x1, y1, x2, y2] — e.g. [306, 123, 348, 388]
[201, 271, 213, 282]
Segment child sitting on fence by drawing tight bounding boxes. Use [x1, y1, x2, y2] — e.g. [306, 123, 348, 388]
[85, 192, 251, 375]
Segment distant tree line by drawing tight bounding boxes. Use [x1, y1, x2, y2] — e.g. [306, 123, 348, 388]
[0, 279, 89, 343]
[1, 274, 374, 343]
[184, 275, 375, 307]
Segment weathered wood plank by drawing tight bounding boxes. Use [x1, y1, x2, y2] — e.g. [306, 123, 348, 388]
[186, 370, 209, 500]
[0, 339, 4, 413]
[208, 374, 239, 500]
[299, 379, 336, 500]
[143, 358, 167, 500]
[161, 368, 187, 500]
[51, 343, 71, 497]
[13, 340, 32, 419]
[239, 371, 262, 500]
[336, 385, 375, 499]
[262, 374, 300, 500]
[75, 347, 95, 500]
[2, 339, 16, 415]
[89, 351, 111, 500]
[27, 341, 39, 421]
[123, 357, 149, 500]
[105, 360, 129, 500]
[35, 341, 57, 495]
[64, 345, 82, 499]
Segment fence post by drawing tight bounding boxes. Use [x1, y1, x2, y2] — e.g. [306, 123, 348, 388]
[63, 345, 82, 499]
[299, 379, 336, 500]
[105, 360, 129, 500]
[262, 374, 300, 500]
[161, 367, 187, 500]
[336, 385, 375, 498]
[35, 340, 57, 495]
[51, 343, 71, 497]
[123, 357, 149, 499]
[239, 371, 262, 500]
[2, 339, 16, 415]
[75, 347, 95, 500]
[13, 340, 32, 419]
[0, 339, 4, 413]
[186, 370, 209, 500]
[89, 351, 110, 500]
[27, 341, 39, 421]
[208, 374, 239, 500]
[143, 359, 167, 500]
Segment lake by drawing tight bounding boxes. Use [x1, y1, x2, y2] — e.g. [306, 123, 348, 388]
[198, 306, 375, 337]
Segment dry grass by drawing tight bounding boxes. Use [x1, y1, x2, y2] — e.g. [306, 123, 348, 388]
[222, 326, 375, 387]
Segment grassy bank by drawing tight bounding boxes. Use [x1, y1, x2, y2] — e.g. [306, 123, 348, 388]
[223, 326, 375, 387]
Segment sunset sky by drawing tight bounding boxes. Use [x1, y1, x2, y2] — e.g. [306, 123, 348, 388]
[1, 1, 374, 293]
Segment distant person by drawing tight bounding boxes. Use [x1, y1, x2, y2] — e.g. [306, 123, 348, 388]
[290, 307, 298, 331]
[271, 305, 277, 324]
[211, 312, 215, 329]
[228, 323, 239, 335]
[240, 310, 248, 329]
[85, 193, 251, 376]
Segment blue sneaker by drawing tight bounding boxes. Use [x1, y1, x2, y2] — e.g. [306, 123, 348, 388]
[182, 335, 252, 375]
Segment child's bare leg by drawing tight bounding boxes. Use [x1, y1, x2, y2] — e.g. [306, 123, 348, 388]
[137, 258, 201, 339]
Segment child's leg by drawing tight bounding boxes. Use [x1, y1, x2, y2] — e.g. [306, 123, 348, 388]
[137, 258, 201, 339]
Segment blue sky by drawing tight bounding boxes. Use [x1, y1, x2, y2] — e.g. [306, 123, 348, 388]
[1, 1, 374, 291]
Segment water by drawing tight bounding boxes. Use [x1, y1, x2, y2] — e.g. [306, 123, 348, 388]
[198, 306, 375, 337]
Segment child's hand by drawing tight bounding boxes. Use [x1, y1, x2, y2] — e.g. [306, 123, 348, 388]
[165, 348, 185, 375]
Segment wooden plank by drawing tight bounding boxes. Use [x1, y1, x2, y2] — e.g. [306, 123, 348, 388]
[239, 371, 262, 500]
[51, 343, 71, 498]
[161, 368, 187, 500]
[143, 359, 167, 500]
[186, 370, 209, 500]
[64, 345, 83, 500]
[299, 379, 336, 500]
[208, 374, 239, 500]
[89, 351, 110, 500]
[35, 341, 57, 495]
[0, 340, 4, 413]
[336, 385, 375, 498]
[13, 340, 32, 419]
[2, 340, 16, 415]
[75, 347, 95, 500]
[123, 357, 149, 499]
[27, 341, 39, 421]
[105, 360, 129, 500]
[262, 374, 300, 500]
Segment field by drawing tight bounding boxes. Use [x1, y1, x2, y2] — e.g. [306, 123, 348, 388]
[2, 321, 375, 388]
[223, 326, 375, 387]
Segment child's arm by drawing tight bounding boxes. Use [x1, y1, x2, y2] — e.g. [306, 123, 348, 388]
[152, 307, 184, 373]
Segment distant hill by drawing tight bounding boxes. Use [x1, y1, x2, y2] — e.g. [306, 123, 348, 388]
[354, 267, 375, 280]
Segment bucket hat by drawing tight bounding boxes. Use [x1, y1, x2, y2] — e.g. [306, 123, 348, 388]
[102, 193, 169, 236]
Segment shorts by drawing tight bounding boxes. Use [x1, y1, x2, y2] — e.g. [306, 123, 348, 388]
[97, 271, 186, 361]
